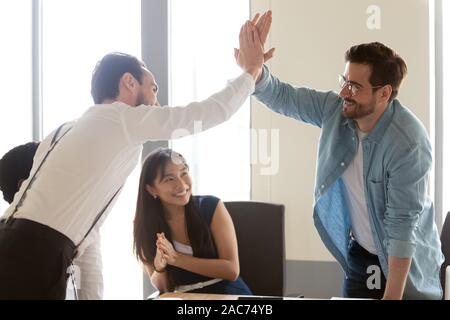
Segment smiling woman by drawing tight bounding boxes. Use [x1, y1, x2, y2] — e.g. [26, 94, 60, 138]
[133, 148, 252, 295]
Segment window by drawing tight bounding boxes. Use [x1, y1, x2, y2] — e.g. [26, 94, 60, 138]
[169, 0, 250, 201]
[42, 0, 142, 299]
[2, 0, 251, 299]
[0, 1, 32, 213]
[443, 1, 450, 220]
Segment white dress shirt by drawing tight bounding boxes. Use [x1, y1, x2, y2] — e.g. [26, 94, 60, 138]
[66, 228, 103, 300]
[2, 72, 255, 249]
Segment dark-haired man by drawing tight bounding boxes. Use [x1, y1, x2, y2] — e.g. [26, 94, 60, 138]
[0, 17, 273, 299]
[0, 142, 39, 204]
[252, 23, 443, 300]
[0, 142, 103, 300]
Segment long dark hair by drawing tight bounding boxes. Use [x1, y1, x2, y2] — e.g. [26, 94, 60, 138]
[133, 148, 217, 290]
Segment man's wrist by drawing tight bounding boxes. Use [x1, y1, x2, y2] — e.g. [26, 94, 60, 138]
[255, 67, 264, 83]
[382, 293, 401, 300]
[247, 67, 262, 81]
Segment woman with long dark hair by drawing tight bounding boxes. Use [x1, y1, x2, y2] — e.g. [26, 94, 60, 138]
[133, 148, 251, 294]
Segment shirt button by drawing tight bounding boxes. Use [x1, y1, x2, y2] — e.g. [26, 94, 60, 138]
[341, 162, 345, 167]
[352, 137, 355, 141]
[321, 185, 325, 189]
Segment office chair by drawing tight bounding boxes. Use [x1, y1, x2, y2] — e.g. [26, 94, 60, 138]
[441, 212, 450, 300]
[224, 201, 285, 296]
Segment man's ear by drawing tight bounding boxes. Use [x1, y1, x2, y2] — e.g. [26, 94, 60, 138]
[380, 85, 393, 102]
[121, 73, 137, 91]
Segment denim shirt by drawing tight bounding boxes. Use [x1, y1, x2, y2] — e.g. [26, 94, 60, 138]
[254, 65, 444, 299]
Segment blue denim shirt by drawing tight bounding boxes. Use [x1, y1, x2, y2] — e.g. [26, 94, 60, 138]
[254, 65, 443, 299]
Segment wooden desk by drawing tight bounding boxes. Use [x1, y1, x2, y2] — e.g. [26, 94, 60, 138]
[158, 293, 302, 300]
[159, 292, 240, 300]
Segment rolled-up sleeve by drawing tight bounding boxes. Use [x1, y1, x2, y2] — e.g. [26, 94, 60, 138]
[384, 143, 432, 258]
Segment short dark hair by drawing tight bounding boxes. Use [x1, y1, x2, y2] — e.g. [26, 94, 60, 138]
[345, 42, 407, 101]
[91, 52, 146, 104]
[0, 142, 40, 203]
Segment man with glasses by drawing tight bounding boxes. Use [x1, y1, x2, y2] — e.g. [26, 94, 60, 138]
[251, 29, 443, 299]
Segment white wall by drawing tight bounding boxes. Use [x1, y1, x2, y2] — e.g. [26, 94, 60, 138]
[251, 0, 430, 261]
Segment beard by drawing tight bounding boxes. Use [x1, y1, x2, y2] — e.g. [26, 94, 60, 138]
[342, 98, 376, 119]
[135, 90, 146, 106]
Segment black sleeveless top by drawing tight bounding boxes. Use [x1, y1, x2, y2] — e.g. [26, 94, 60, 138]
[169, 195, 251, 295]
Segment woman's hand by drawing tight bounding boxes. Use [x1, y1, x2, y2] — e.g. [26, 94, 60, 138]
[156, 232, 180, 266]
[153, 233, 167, 272]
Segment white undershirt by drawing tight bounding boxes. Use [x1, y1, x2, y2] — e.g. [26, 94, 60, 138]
[2, 72, 255, 247]
[173, 240, 193, 256]
[341, 129, 378, 255]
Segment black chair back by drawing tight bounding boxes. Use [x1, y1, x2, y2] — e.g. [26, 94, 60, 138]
[441, 212, 450, 297]
[225, 201, 285, 296]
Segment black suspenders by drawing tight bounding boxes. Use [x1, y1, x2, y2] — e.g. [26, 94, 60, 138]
[5, 123, 72, 223]
[4, 122, 123, 252]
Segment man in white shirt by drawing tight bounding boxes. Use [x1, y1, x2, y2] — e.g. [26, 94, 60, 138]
[0, 143, 103, 300]
[0, 19, 272, 299]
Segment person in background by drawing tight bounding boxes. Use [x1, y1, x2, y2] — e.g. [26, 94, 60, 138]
[133, 148, 251, 295]
[0, 142, 103, 300]
[0, 142, 39, 204]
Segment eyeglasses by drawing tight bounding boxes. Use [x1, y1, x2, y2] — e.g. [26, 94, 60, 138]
[338, 74, 383, 96]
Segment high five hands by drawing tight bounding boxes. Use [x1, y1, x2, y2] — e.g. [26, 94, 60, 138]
[235, 10, 275, 81]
